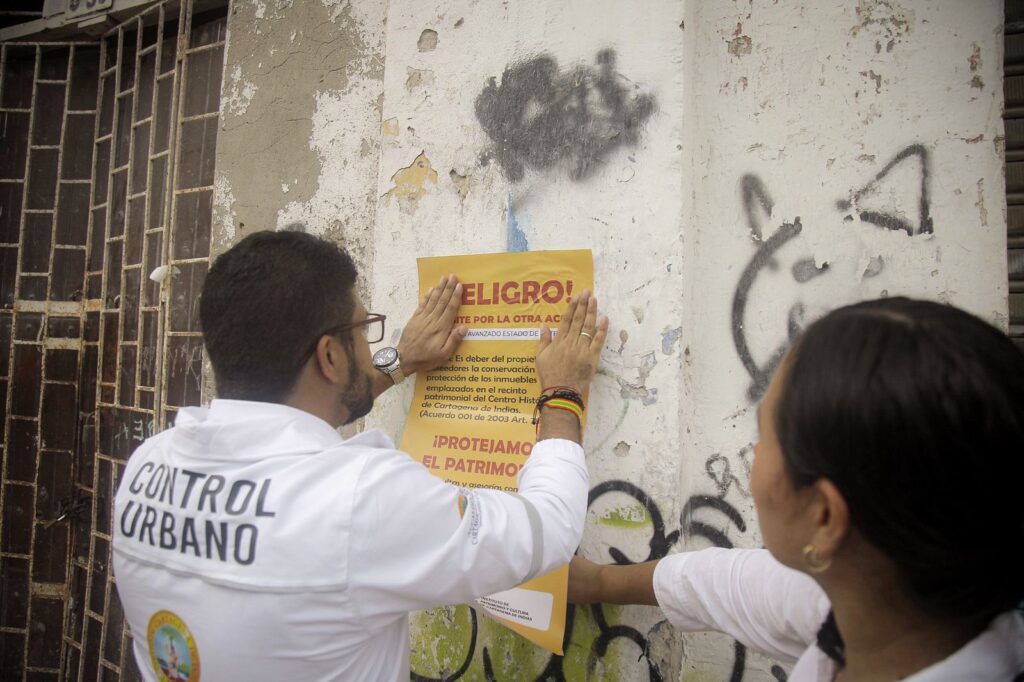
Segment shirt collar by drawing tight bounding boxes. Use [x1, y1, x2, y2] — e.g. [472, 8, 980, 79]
[171, 399, 346, 460]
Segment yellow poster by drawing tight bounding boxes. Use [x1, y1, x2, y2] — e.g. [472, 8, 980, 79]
[400, 249, 593, 656]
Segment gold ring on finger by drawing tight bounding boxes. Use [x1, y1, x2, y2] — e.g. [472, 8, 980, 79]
[580, 331, 593, 339]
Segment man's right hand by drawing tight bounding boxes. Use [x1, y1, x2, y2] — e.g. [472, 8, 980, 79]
[535, 290, 608, 395]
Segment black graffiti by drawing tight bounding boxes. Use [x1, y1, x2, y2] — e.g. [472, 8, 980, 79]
[732, 144, 933, 402]
[680, 492, 754, 682]
[792, 258, 830, 283]
[681, 494, 747, 550]
[681, 492, 761, 682]
[410, 607, 479, 682]
[733, 173, 806, 401]
[740, 171, 774, 241]
[589, 480, 680, 564]
[729, 640, 748, 682]
[590, 603, 664, 682]
[705, 449, 751, 499]
[491, 481, 681, 681]
[731, 210, 805, 401]
[408, 475, 772, 681]
[836, 144, 932, 236]
[475, 49, 655, 182]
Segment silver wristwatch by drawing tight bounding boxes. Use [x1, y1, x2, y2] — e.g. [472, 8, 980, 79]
[372, 346, 404, 384]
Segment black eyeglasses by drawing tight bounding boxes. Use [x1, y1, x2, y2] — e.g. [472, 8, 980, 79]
[300, 313, 386, 365]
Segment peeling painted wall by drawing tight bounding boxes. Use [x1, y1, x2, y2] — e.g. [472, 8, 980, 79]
[671, 2, 1005, 678]
[213, 1, 1006, 679]
[213, 0, 386, 271]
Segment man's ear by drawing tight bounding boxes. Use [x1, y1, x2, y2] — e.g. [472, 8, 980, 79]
[314, 335, 349, 385]
[809, 478, 850, 563]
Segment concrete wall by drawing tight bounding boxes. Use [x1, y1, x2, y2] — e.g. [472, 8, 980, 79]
[213, 1, 1006, 679]
[212, 0, 386, 267]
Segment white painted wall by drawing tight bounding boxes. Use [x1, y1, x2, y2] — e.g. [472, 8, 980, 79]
[672, 2, 1005, 677]
[215, 0, 1006, 678]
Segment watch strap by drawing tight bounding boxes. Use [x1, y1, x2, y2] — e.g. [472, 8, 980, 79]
[384, 362, 404, 385]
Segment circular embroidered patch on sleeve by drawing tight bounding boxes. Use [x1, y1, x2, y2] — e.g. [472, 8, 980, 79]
[147, 610, 200, 682]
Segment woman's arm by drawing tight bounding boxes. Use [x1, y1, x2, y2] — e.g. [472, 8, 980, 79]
[571, 548, 830, 665]
[569, 555, 659, 606]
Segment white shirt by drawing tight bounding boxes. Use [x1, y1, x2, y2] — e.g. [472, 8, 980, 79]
[112, 399, 588, 682]
[653, 548, 1024, 681]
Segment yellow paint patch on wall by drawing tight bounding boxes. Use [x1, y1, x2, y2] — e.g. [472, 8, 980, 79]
[387, 151, 438, 212]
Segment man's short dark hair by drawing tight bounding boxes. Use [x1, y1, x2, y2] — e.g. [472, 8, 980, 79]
[199, 230, 358, 402]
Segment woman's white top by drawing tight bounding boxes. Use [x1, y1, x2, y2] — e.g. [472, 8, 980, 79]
[653, 548, 1023, 681]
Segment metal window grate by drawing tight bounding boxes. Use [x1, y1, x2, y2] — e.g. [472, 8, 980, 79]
[1, 40, 102, 679]
[0, 1, 223, 679]
[1006, 0, 1024, 351]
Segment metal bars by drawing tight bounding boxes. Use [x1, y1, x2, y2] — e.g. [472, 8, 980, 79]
[76, 4, 224, 679]
[1006, 1, 1024, 349]
[0, 40, 99, 680]
[0, 1, 224, 680]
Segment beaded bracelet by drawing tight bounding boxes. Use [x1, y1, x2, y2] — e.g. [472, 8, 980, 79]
[537, 389, 584, 411]
[532, 389, 585, 429]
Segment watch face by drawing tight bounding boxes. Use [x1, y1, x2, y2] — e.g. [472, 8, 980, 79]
[373, 347, 398, 368]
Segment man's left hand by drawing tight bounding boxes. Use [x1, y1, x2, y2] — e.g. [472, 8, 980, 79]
[398, 274, 467, 376]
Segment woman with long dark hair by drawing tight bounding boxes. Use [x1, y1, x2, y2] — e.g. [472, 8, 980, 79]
[570, 297, 1024, 680]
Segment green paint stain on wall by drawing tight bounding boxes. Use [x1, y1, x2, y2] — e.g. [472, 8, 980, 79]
[409, 605, 477, 678]
[478, 617, 551, 679]
[409, 602, 641, 679]
[563, 604, 635, 678]
[598, 505, 651, 528]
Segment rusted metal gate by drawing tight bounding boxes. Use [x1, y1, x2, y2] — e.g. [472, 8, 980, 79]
[0, 1, 223, 678]
[1006, 0, 1024, 352]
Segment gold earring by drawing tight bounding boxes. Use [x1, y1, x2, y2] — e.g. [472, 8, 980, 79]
[802, 544, 832, 573]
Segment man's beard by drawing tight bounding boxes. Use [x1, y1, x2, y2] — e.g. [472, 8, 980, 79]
[341, 366, 374, 425]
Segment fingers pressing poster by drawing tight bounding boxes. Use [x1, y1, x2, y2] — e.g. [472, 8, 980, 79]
[400, 249, 593, 655]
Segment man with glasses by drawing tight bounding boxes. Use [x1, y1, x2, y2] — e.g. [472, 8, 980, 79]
[112, 229, 608, 681]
